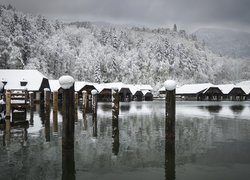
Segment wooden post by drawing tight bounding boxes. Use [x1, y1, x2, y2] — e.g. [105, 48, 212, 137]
[44, 88, 51, 142]
[82, 90, 88, 130]
[164, 80, 176, 141]
[29, 92, 34, 126]
[164, 80, 176, 180]
[112, 87, 120, 155]
[74, 92, 78, 122]
[91, 90, 98, 116]
[5, 90, 11, 118]
[82, 90, 88, 116]
[29, 92, 34, 108]
[59, 76, 75, 149]
[5, 90, 11, 145]
[91, 90, 98, 137]
[53, 91, 59, 133]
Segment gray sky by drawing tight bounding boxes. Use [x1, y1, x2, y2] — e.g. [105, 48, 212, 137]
[2, 0, 250, 32]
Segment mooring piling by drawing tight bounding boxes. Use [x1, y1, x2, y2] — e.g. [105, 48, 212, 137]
[74, 92, 78, 122]
[112, 87, 120, 155]
[5, 90, 11, 145]
[44, 88, 51, 142]
[29, 92, 34, 108]
[29, 92, 34, 126]
[53, 90, 58, 133]
[59, 75, 75, 148]
[91, 90, 98, 137]
[82, 90, 88, 116]
[91, 90, 98, 116]
[164, 80, 176, 180]
[5, 90, 11, 118]
[164, 80, 176, 141]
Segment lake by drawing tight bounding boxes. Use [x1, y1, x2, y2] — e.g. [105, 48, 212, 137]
[0, 101, 250, 180]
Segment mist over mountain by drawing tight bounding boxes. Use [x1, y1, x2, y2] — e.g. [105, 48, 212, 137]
[194, 28, 250, 59]
[1, 4, 250, 89]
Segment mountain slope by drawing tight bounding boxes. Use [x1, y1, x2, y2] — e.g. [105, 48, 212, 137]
[1, 4, 250, 88]
[194, 28, 250, 58]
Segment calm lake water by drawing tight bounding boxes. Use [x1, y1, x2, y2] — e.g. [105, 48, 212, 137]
[1, 101, 250, 180]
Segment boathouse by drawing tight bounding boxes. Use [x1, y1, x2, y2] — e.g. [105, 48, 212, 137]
[202, 86, 223, 101]
[176, 83, 213, 101]
[126, 85, 143, 101]
[142, 90, 153, 101]
[75, 81, 97, 99]
[0, 69, 50, 101]
[104, 83, 132, 102]
[95, 84, 112, 102]
[136, 84, 153, 101]
[217, 84, 246, 101]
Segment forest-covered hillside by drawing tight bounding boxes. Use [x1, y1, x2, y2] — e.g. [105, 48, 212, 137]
[1, 4, 249, 89]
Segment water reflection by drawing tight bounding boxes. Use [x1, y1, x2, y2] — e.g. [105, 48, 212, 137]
[230, 105, 245, 114]
[112, 116, 119, 156]
[120, 104, 130, 112]
[198, 105, 222, 113]
[62, 146, 75, 180]
[101, 103, 112, 112]
[92, 114, 97, 137]
[165, 140, 175, 180]
[0, 101, 250, 180]
[45, 107, 50, 142]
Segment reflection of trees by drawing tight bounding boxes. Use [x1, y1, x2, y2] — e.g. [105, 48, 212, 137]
[175, 118, 215, 165]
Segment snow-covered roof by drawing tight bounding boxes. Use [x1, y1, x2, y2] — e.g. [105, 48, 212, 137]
[236, 81, 250, 94]
[142, 90, 152, 96]
[103, 82, 124, 91]
[240, 85, 250, 94]
[49, 80, 61, 92]
[158, 86, 165, 92]
[0, 69, 48, 91]
[135, 84, 153, 91]
[93, 84, 112, 93]
[94, 83, 142, 94]
[74, 81, 97, 92]
[125, 84, 142, 95]
[176, 83, 213, 95]
[215, 84, 235, 94]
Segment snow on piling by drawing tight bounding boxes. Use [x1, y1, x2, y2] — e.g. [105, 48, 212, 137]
[59, 75, 75, 89]
[164, 80, 177, 91]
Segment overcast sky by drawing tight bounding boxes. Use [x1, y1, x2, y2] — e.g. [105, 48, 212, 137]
[2, 0, 250, 32]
